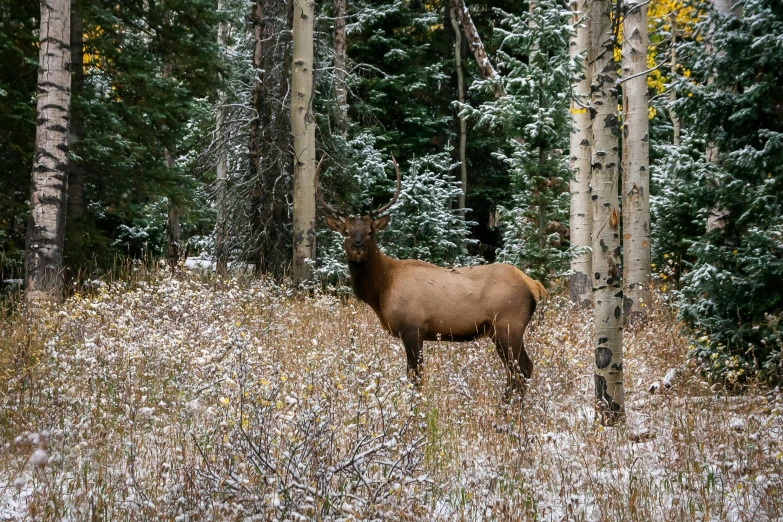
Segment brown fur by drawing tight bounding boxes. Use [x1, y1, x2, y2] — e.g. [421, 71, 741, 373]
[326, 215, 546, 402]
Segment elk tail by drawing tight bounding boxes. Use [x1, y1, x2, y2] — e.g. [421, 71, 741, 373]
[534, 281, 547, 302]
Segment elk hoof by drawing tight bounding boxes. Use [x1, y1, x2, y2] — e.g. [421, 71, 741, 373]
[406, 371, 422, 390]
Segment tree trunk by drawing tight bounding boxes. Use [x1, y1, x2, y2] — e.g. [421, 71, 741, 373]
[568, 0, 592, 305]
[291, 0, 316, 283]
[25, 0, 72, 301]
[621, 0, 651, 321]
[450, 0, 500, 91]
[249, 0, 265, 274]
[250, 0, 291, 279]
[531, 0, 549, 257]
[537, 146, 547, 252]
[449, 5, 467, 219]
[165, 149, 180, 270]
[334, 0, 348, 137]
[705, 0, 733, 233]
[215, 0, 228, 276]
[590, 0, 623, 425]
[669, 14, 680, 147]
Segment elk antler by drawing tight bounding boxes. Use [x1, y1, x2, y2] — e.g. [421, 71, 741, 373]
[314, 156, 345, 217]
[373, 154, 402, 216]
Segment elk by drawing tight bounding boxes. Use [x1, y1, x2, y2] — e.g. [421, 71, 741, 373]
[316, 155, 546, 402]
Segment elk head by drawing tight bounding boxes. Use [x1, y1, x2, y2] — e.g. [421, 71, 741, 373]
[315, 155, 402, 263]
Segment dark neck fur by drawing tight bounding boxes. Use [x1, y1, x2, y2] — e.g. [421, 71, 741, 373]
[347, 245, 388, 313]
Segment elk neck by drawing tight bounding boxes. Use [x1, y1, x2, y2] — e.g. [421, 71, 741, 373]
[347, 242, 392, 313]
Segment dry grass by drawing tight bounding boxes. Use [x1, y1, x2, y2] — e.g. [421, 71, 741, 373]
[0, 273, 781, 521]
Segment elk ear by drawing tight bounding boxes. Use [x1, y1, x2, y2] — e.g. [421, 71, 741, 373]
[372, 214, 390, 231]
[325, 216, 346, 234]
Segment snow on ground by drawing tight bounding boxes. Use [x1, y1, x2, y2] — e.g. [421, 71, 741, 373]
[0, 274, 781, 521]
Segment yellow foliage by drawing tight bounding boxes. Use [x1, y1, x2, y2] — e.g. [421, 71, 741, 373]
[644, 0, 700, 95]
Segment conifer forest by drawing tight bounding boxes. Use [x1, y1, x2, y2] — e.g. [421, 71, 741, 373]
[0, 0, 782, 519]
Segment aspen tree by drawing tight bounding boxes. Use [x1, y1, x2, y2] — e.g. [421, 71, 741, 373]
[25, 0, 72, 300]
[568, 0, 592, 304]
[450, 0, 499, 84]
[291, 0, 317, 282]
[622, 0, 651, 319]
[590, 0, 623, 424]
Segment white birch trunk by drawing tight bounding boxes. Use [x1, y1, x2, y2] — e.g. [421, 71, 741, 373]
[291, 0, 316, 283]
[449, 6, 468, 219]
[450, 0, 501, 96]
[25, 0, 72, 300]
[215, 0, 228, 276]
[569, 0, 592, 304]
[590, 0, 624, 425]
[622, 0, 651, 320]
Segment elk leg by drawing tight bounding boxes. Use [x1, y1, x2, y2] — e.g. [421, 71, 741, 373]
[401, 330, 424, 388]
[493, 323, 532, 403]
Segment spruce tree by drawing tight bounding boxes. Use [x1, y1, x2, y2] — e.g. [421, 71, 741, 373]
[671, 0, 783, 385]
[465, 0, 576, 286]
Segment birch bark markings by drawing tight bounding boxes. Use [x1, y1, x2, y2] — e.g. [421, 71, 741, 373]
[291, 0, 317, 283]
[568, 0, 592, 304]
[590, 0, 624, 424]
[25, 0, 72, 300]
[622, 0, 651, 319]
[450, 0, 499, 85]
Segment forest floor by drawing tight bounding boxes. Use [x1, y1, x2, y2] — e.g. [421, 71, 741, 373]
[0, 272, 781, 521]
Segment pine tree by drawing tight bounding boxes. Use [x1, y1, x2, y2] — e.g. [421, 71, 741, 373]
[0, 0, 39, 277]
[465, 0, 576, 286]
[64, 0, 221, 270]
[248, 0, 293, 278]
[671, 0, 783, 385]
[381, 150, 474, 265]
[316, 136, 473, 285]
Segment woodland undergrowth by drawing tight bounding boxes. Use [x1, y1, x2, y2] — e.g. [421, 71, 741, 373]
[0, 270, 781, 521]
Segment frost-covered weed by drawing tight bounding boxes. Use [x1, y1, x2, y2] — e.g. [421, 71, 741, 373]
[0, 274, 781, 521]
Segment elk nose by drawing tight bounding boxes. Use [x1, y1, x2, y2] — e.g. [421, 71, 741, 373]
[353, 240, 364, 248]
